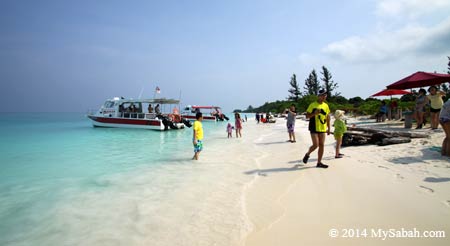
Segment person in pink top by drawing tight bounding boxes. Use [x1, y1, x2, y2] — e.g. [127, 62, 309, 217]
[235, 113, 242, 138]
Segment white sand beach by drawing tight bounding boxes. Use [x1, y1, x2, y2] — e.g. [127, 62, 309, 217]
[241, 117, 450, 246]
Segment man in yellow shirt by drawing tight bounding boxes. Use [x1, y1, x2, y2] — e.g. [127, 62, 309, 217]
[192, 112, 204, 160]
[303, 89, 331, 168]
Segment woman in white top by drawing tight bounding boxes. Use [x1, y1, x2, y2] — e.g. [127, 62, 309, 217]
[427, 86, 446, 129]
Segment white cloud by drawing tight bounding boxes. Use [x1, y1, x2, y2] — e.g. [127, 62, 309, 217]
[376, 0, 450, 19]
[322, 18, 450, 63]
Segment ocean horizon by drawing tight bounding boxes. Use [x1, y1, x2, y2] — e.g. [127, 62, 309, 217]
[0, 112, 257, 246]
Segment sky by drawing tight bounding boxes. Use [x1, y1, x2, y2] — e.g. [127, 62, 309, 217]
[1, 0, 450, 112]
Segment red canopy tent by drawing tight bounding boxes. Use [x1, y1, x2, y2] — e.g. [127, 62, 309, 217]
[371, 89, 411, 97]
[386, 71, 450, 90]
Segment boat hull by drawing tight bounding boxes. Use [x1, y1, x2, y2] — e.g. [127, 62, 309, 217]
[87, 115, 169, 130]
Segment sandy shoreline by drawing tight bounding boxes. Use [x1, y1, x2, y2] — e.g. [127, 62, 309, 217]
[241, 117, 450, 246]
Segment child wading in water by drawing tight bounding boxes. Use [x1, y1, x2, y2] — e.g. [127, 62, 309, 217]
[226, 123, 233, 138]
[333, 110, 347, 158]
[192, 112, 203, 160]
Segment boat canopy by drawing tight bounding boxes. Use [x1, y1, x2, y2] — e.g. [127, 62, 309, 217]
[110, 97, 180, 104]
[190, 106, 221, 109]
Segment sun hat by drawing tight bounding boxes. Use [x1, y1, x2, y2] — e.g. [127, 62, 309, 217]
[334, 110, 345, 120]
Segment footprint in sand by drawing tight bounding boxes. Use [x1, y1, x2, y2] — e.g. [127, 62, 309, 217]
[396, 174, 404, 180]
[378, 165, 389, 169]
[419, 185, 434, 193]
[446, 200, 450, 207]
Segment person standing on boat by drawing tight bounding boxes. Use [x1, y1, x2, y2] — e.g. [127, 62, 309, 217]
[148, 104, 153, 113]
[192, 112, 204, 160]
[155, 104, 161, 115]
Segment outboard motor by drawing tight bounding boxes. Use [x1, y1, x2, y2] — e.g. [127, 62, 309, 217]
[169, 121, 178, 130]
[161, 117, 170, 131]
[182, 118, 192, 128]
[223, 114, 229, 121]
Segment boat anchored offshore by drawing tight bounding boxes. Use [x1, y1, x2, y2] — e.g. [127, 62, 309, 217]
[87, 97, 192, 130]
[182, 105, 229, 121]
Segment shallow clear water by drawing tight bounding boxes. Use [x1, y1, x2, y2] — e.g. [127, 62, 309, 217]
[0, 113, 257, 246]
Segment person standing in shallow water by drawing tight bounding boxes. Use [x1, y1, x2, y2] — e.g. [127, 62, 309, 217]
[192, 112, 203, 160]
[302, 89, 331, 168]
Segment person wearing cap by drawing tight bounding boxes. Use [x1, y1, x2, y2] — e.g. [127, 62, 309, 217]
[333, 110, 347, 158]
[302, 89, 331, 168]
[427, 86, 446, 130]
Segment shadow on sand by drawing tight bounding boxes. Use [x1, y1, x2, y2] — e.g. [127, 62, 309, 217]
[388, 148, 449, 165]
[423, 177, 450, 183]
[256, 141, 291, 146]
[244, 165, 315, 176]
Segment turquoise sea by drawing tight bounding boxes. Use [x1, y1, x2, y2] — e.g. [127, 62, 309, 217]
[0, 113, 257, 246]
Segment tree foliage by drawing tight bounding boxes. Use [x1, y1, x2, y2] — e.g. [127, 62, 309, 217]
[320, 66, 339, 98]
[448, 56, 450, 74]
[442, 56, 450, 95]
[287, 73, 302, 101]
[304, 69, 320, 96]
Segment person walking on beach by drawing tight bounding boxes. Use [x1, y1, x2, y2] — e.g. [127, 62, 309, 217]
[428, 86, 446, 130]
[302, 89, 331, 168]
[226, 123, 233, 138]
[286, 104, 297, 143]
[235, 113, 242, 138]
[192, 112, 204, 160]
[333, 110, 347, 158]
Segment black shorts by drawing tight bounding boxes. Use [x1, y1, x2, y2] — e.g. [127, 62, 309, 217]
[309, 131, 326, 134]
[430, 107, 441, 113]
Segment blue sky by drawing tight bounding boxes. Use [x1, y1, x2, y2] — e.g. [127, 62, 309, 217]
[1, 0, 449, 112]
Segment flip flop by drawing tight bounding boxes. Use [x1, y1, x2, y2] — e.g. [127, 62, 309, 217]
[302, 154, 309, 164]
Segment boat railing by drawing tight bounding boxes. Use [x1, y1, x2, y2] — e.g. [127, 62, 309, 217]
[118, 112, 159, 119]
[86, 109, 97, 115]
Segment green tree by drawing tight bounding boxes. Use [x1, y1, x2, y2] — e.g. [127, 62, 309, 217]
[320, 66, 339, 98]
[287, 73, 302, 101]
[304, 69, 320, 95]
[448, 56, 450, 74]
[348, 97, 364, 107]
[442, 56, 450, 94]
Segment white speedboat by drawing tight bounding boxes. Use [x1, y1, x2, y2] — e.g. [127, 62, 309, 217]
[87, 97, 192, 130]
[182, 105, 229, 121]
